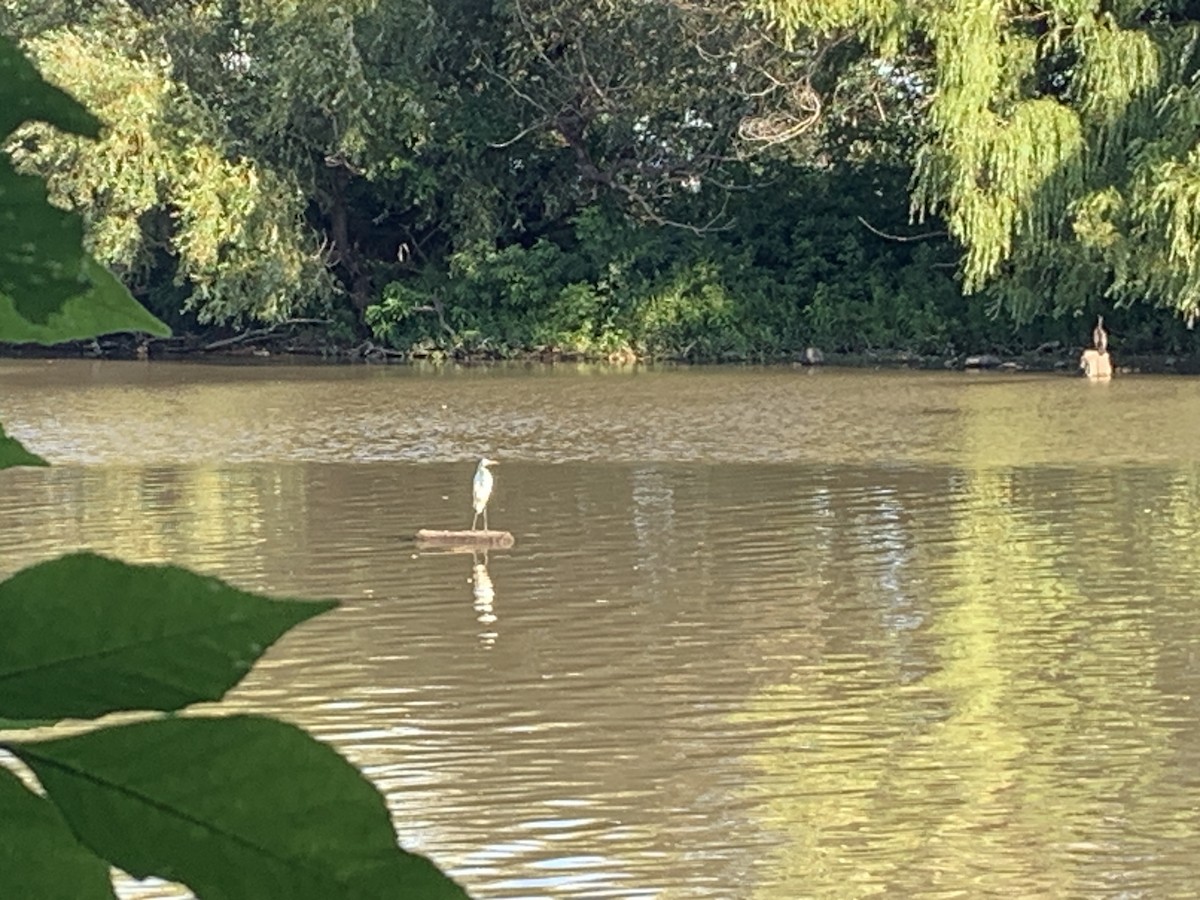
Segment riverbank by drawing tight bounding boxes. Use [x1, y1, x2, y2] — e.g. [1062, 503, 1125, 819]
[5, 324, 1200, 374]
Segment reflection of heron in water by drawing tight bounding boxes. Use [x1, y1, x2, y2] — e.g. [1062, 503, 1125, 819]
[472, 550, 497, 645]
[1093, 315, 1108, 354]
[472, 552, 495, 610]
[471, 458, 497, 531]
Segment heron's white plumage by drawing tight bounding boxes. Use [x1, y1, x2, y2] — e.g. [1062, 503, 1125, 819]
[473, 464, 493, 513]
[471, 458, 497, 529]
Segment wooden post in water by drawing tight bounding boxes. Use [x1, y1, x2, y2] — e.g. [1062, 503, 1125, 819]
[1080, 315, 1113, 380]
[1079, 349, 1112, 380]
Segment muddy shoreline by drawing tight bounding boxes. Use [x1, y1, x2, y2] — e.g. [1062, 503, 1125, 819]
[4, 329, 1199, 375]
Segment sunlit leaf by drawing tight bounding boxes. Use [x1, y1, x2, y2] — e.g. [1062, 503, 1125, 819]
[0, 255, 170, 344]
[0, 553, 336, 720]
[0, 764, 116, 899]
[12, 715, 470, 900]
[0, 422, 48, 469]
[0, 34, 101, 140]
[0, 718, 53, 730]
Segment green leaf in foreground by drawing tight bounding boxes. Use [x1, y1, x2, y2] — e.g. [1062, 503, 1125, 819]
[0, 422, 49, 469]
[0, 764, 117, 900]
[0, 552, 336, 720]
[11, 715, 469, 900]
[0, 39, 169, 339]
[0, 156, 95, 325]
[0, 34, 101, 141]
[0, 240, 170, 343]
[0, 717, 54, 730]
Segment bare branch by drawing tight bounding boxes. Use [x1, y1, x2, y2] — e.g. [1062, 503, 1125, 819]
[857, 216, 947, 242]
[202, 319, 332, 352]
[413, 296, 458, 340]
[739, 86, 822, 145]
[483, 61, 552, 114]
[488, 118, 553, 149]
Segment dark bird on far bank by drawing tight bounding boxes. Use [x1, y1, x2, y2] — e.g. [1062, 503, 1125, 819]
[1093, 315, 1108, 354]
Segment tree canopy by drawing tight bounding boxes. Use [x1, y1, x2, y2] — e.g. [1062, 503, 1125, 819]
[761, 0, 1200, 323]
[0, 33, 467, 898]
[5, 0, 1200, 356]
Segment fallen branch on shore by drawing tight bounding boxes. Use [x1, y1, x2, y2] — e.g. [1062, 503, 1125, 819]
[348, 340, 407, 360]
[201, 319, 331, 352]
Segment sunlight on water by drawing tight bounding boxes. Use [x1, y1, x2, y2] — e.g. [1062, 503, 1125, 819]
[3, 360, 1200, 898]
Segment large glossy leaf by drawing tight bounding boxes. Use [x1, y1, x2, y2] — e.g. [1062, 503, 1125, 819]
[0, 764, 117, 899]
[12, 715, 470, 900]
[0, 39, 167, 336]
[0, 153, 93, 325]
[0, 34, 100, 140]
[0, 422, 49, 469]
[0, 717, 52, 730]
[0, 157, 168, 336]
[0, 253, 170, 343]
[0, 553, 336, 720]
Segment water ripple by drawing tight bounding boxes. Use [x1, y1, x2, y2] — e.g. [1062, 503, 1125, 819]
[5, 363, 1200, 898]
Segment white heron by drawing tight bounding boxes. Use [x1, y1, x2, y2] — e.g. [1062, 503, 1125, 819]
[471, 458, 497, 531]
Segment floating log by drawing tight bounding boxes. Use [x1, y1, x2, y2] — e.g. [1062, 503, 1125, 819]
[415, 529, 515, 549]
[1079, 349, 1113, 380]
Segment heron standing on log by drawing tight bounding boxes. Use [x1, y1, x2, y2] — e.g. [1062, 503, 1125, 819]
[472, 458, 497, 531]
[1093, 315, 1108, 354]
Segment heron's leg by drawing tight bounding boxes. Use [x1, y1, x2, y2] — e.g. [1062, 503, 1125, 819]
[482, 508, 489, 531]
[471, 511, 479, 531]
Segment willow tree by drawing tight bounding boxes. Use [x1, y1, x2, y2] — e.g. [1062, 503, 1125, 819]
[760, 0, 1200, 323]
[1, 0, 435, 322]
[2, 5, 325, 323]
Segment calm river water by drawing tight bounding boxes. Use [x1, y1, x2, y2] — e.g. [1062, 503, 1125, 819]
[3, 359, 1200, 898]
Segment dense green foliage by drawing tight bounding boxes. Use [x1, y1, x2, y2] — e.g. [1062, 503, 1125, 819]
[762, 0, 1200, 325]
[367, 169, 960, 359]
[0, 40, 467, 898]
[6, 1, 1200, 356]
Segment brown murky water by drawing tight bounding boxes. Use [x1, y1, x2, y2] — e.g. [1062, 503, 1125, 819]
[3, 359, 1200, 898]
